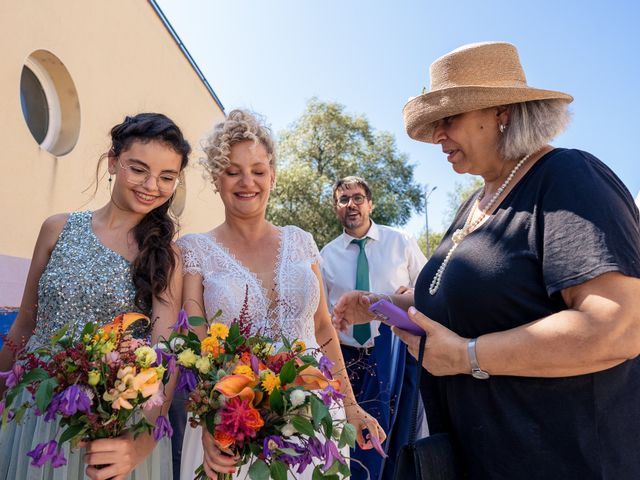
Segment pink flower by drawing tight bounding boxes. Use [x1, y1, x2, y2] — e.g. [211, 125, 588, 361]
[217, 397, 265, 446]
[142, 389, 166, 411]
[0, 363, 24, 389]
[105, 351, 120, 366]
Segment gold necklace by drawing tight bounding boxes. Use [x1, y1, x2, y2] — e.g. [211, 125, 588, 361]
[428, 153, 532, 295]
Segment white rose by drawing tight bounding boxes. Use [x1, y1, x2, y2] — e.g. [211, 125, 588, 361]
[290, 390, 307, 408]
[169, 337, 185, 350]
[281, 423, 296, 437]
[153, 342, 170, 352]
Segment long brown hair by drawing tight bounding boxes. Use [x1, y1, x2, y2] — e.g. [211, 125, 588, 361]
[108, 113, 191, 308]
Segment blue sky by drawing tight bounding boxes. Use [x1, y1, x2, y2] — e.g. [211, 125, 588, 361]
[156, 0, 640, 237]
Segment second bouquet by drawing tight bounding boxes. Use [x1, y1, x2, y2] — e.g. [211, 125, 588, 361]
[161, 310, 356, 480]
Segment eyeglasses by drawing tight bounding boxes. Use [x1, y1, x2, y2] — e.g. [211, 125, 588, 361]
[336, 194, 368, 208]
[118, 159, 180, 194]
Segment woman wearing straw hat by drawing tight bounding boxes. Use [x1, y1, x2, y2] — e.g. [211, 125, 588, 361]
[333, 41, 640, 478]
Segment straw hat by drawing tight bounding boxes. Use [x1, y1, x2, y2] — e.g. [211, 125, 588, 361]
[403, 42, 573, 143]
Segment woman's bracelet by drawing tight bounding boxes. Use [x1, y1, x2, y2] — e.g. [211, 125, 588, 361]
[377, 293, 394, 305]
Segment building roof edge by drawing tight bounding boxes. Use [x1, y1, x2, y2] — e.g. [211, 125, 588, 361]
[148, 0, 225, 112]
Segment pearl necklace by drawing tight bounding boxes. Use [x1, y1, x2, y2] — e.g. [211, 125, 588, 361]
[428, 152, 532, 295]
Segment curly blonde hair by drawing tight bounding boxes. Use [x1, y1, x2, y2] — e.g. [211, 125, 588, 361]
[201, 109, 276, 190]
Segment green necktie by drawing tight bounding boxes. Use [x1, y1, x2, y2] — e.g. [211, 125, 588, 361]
[351, 237, 371, 345]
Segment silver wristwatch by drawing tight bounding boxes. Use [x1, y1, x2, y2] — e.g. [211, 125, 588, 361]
[467, 338, 490, 379]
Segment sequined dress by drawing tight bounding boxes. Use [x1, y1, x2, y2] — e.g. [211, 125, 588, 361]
[0, 211, 172, 480]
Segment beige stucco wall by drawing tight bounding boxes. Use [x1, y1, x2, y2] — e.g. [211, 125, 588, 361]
[0, 0, 225, 306]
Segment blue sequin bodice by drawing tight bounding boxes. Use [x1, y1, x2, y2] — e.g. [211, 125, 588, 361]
[27, 211, 148, 350]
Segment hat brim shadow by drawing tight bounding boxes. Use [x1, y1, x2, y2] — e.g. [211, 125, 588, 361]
[403, 86, 573, 143]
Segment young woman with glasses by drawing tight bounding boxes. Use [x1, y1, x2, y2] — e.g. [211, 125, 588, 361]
[0, 113, 189, 480]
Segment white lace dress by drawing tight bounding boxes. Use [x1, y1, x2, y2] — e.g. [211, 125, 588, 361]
[177, 226, 346, 479]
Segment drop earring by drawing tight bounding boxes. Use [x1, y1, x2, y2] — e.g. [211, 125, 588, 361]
[499, 124, 507, 133]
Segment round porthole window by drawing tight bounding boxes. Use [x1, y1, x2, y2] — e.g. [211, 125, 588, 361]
[20, 50, 81, 156]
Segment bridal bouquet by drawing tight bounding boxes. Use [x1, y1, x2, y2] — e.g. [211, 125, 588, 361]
[0, 313, 173, 468]
[162, 309, 356, 480]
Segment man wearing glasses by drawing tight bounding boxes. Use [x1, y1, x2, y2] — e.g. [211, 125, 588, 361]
[320, 176, 427, 480]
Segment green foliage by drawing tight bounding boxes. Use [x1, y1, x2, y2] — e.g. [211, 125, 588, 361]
[417, 230, 445, 259]
[443, 177, 484, 226]
[338, 422, 357, 449]
[279, 360, 296, 384]
[35, 377, 58, 413]
[270, 460, 288, 480]
[188, 315, 205, 327]
[310, 395, 330, 428]
[268, 98, 424, 248]
[291, 415, 315, 436]
[269, 387, 284, 414]
[248, 459, 270, 480]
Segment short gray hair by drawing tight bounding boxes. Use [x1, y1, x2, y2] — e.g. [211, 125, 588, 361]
[499, 99, 571, 160]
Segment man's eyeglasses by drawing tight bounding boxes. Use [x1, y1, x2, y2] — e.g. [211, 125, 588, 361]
[336, 194, 368, 208]
[118, 160, 180, 194]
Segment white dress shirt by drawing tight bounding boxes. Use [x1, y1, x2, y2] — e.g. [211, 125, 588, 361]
[320, 221, 427, 348]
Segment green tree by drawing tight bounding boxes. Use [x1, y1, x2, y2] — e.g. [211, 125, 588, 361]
[268, 98, 424, 248]
[443, 177, 483, 226]
[417, 230, 444, 259]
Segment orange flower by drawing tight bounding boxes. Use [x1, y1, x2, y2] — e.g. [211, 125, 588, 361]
[201, 336, 224, 357]
[215, 374, 257, 403]
[102, 313, 150, 335]
[295, 366, 341, 391]
[132, 368, 160, 398]
[214, 430, 236, 451]
[244, 406, 265, 430]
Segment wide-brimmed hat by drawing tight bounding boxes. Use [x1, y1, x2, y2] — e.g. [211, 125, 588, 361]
[403, 42, 573, 143]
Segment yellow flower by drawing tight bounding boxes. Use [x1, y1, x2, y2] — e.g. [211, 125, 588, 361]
[195, 357, 212, 374]
[88, 370, 101, 386]
[99, 340, 116, 355]
[177, 348, 198, 367]
[135, 346, 157, 368]
[261, 371, 281, 395]
[155, 364, 167, 379]
[209, 323, 229, 340]
[293, 340, 306, 353]
[201, 336, 224, 357]
[233, 365, 255, 380]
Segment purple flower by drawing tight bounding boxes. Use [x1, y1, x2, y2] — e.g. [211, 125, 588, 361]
[0, 363, 24, 389]
[250, 354, 260, 375]
[27, 440, 66, 468]
[323, 439, 346, 471]
[318, 356, 334, 380]
[57, 385, 91, 416]
[51, 448, 67, 468]
[306, 436, 324, 458]
[166, 354, 176, 376]
[44, 395, 62, 422]
[153, 415, 174, 441]
[263, 436, 306, 468]
[176, 366, 197, 393]
[172, 309, 190, 332]
[153, 349, 176, 376]
[319, 384, 345, 407]
[262, 435, 285, 458]
[293, 444, 313, 473]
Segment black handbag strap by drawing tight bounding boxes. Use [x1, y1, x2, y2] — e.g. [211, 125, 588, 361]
[408, 334, 427, 446]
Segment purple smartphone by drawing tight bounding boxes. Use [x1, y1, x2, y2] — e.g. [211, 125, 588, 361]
[368, 299, 425, 336]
